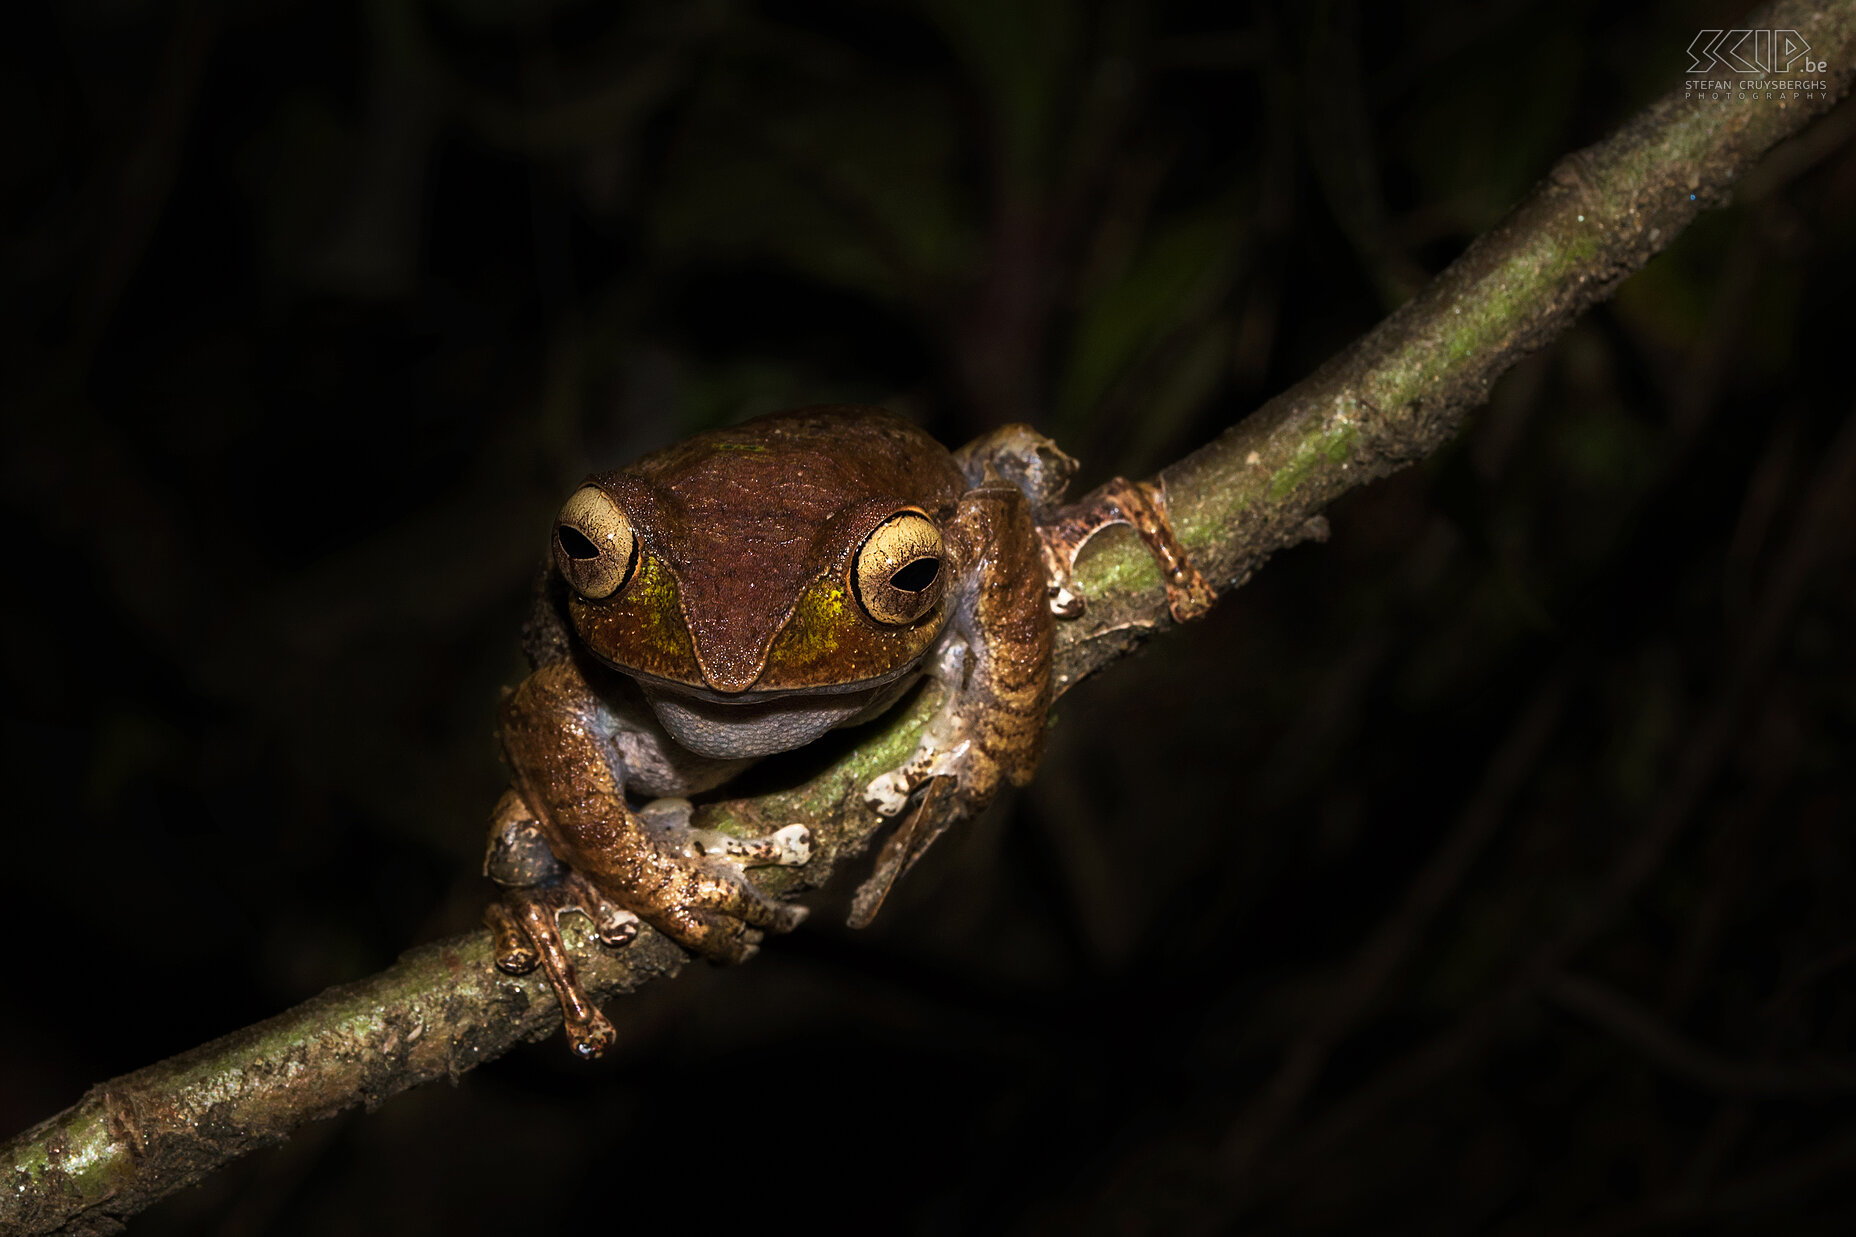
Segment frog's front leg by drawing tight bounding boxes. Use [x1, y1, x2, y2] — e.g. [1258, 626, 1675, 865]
[486, 659, 809, 1057]
[955, 421, 1214, 623]
[853, 483, 1053, 926]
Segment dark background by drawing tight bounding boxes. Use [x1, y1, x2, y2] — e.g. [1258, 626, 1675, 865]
[5, 0, 1855, 1232]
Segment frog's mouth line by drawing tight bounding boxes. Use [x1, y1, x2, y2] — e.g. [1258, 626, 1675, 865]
[596, 656, 926, 706]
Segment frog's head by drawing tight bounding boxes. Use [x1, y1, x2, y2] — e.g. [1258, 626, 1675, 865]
[550, 407, 966, 757]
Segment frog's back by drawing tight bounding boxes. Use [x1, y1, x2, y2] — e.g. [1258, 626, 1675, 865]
[625, 406, 964, 524]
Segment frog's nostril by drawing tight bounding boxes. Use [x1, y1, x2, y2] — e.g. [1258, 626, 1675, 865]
[890, 557, 940, 593]
[558, 526, 601, 560]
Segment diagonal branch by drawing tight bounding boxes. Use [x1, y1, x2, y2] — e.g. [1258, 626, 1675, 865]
[6, 1, 1853, 1230]
[1548, 972, 1856, 1098]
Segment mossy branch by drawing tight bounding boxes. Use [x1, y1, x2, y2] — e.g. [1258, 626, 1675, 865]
[7, 2, 1852, 1230]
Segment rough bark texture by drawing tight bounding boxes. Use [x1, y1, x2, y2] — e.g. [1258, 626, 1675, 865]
[6, 1, 1853, 1230]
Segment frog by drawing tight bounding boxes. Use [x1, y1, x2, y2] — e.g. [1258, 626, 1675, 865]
[483, 405, 1209, 1057]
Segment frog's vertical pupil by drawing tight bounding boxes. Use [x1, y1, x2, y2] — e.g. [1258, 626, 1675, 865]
[559, 526, 601, 560]
[890, 557, 940, 593]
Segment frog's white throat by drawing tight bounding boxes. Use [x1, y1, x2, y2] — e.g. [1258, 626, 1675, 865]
[640, 675, 919, 761]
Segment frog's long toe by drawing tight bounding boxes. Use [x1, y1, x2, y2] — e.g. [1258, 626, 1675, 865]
[484, 873, 640, 1058]
[486, 900, 540, 974]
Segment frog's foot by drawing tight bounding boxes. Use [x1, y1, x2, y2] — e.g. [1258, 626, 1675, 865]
[857, 641, 997, 925]
[640, 797, 812, 867]
[864, 633, 975, 819]
[1038, 476, 1215, 622]
[623, 857, 812, 966]
[953, 424, 1079, 511]
[628, 796, 813, 965]
[849, 776, 956, 928]
[483, 794, 811, 1056]
[485, 872, 641, 1059]
[865, 726, 974, 816]
[866, 758, 932, 819]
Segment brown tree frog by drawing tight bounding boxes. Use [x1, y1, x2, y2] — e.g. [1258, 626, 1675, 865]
[484, 405, 1204, 1056]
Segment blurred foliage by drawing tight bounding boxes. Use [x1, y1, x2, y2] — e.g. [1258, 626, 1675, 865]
[4, 0, 1855, 1232]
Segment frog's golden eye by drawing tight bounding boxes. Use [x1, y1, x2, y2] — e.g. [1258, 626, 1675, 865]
[554, 485, 637, 600]
[853, 512, 946, 626]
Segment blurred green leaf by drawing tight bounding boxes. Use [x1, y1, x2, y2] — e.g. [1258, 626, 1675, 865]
[654, 75, 973, 303]
[1055, 196, 1249, 434]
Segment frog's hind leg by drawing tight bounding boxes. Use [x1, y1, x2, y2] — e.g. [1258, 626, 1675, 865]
[485, 875, 637, 1058]
[492, 658, 822, 1057]
[482, 788, 811, 1056]
[484, 790, 641, 1057]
